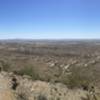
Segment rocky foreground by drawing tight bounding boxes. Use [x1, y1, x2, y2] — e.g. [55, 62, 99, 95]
[0, 71, 100, 100]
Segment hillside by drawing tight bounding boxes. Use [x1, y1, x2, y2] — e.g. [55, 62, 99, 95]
[0, 40, 100, 100]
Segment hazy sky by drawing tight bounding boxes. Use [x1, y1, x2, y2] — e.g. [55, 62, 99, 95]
[0, 0, 100, 39]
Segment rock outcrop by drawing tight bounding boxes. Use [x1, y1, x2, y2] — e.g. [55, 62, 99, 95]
[0, 72, 17, 100]
[0, 71, 99, 100]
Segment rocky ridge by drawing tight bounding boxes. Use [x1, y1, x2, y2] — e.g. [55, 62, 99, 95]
[0, 71, 100, 100]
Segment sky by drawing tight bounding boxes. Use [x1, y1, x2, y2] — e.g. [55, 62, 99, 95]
[0, 0, 100, 39]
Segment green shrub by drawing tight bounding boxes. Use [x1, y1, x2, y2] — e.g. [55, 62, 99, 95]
[16, 66, 40, 80]
[1, 61, 11, 71]
[37, 94, 47, 100]
[62, 66, 92, 89]
[67, 72, 90, 89]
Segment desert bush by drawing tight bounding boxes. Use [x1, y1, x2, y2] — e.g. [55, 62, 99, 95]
[0, 60, 11, 71]
[17, 93, 27, 100]
[16, 66, 40, 80]
[37, 94, 47, 100]
[67, 73, 90, 89]
[62, 66, 93, 89]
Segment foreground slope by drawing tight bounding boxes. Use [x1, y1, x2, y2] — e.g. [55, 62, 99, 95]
[0, 72, 17, 100]
[0, 71, 100, 100]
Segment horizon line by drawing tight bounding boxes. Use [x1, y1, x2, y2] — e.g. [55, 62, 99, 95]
[0, 38, 100, 40]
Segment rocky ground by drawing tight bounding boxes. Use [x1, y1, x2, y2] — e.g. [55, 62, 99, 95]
[0, 40, 100, 100]
[0, 71, 100, 100]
